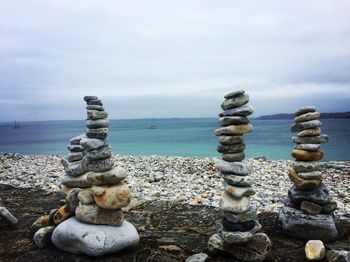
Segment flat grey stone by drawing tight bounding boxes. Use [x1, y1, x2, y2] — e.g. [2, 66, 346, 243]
[292, 161, 323, 172]
[292, 134, 329, 144]
[278, 206, 338, 242]
[219, 135, 244, 145]
[185, 252, 208, 262]
[0, 206, 18, 227]
[86, 105, 105, 111]
[87, 110, 108, 120]
[288, 183, 332, 206]
[218, 221, 261, 244]
[295, 144, 320, 152]
[86, 128, 108, 139]
[61, 158, 86, 177]
[51, 217, 139, 256]
[222, 172, 255, 187]
[224, 183, 255, 198]
[87, 166, 128, 186]
[65, 188, 83, 212]
[217, 143, 245, 154]
[219, 105, 254, 117]
[298, 171, 323, 180]
[219, 116, 249, 126]
[68, 144, 85, 152]
[295, 106, 316, 116]
[221, 94, 249, 110]
[224, 90, 245, 99]
[82, 157, 114, 172]
[61, 172, 92, 188]
[70, 134, 86, 145]
[85, 146, 112, 160]
[291, 120, 321, 132]
[34, 226, 55, 248]
[84, 96, 98, 102]
[80, 138, 106, 151]
[86, 119, 109, 129]
[221, 205, 257, 223]
[87, 99, 103, 106]
[221, 152, 245, 162]
[214, 160, 251, 175]
[67, 152, 85, 162]
[219, 192, 250, 213]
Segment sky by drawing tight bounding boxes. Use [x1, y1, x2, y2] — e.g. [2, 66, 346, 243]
[0, 0, 350, 121]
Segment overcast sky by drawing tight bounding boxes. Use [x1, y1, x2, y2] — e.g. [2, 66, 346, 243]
[1, 0, 350, 121]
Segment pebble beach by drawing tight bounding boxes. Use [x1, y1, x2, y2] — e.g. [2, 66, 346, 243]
[1, 153, 349, 215]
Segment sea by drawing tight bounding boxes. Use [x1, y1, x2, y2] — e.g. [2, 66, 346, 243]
[0, 118, 349, 161]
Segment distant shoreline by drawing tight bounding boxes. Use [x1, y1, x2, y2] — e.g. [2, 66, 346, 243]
[255, 112, 350, 120]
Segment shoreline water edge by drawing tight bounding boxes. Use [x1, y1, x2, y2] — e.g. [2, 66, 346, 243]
[1, 153, 349, 216]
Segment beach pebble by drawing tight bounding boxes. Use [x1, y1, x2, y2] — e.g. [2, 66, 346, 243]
[34, 226, 55, 248]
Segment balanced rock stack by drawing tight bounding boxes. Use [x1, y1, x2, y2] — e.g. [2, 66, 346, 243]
[208, 91, 271, 262]
[279, 106, 338, 242]
[31, 96, 139, 256]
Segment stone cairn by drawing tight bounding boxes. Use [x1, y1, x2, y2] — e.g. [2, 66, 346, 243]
[208, 91, 271, 262]
[279, 106, 338, 242]
[30, 96, 139, 256]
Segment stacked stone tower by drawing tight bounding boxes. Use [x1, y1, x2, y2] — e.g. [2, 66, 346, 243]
[279, 106, 338, 242]
[31, 96, 139, 256]
[208, 91, 271, 262]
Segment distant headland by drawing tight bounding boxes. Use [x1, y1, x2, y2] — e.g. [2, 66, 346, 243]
[255, 112, 350, 120]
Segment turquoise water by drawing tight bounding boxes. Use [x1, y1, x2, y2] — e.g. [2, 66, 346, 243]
[0, 118, 349, 161]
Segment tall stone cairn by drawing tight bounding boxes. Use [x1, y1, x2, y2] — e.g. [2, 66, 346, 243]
[278, 106, 338, 242]
[31, 96, 139, 256]
[208, 91, 271, 262]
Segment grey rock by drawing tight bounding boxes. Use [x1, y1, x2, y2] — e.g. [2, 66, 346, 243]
[327, 250, 350, 262]
[51, 217, 139, 256]
[70, 134, 86, 145]
[86, 119, 109, 129]
[218, 221, 261, 244]
[82, 157, 114, 172]
[87, 166, 127, 186]
[61, 172, 92, 188]
[84, 96, 98, 102]
[219, 135, 244, 145]
[80, 138, 106, 151]
[292, 134, 329, 144]
[221, 218, 256, 231]
[61, 158, 86, 177]
[34, 226, 55, 248]
[65, 188, 83, 211]
[87, 110, 108, 120]
[87, 99, 103, 106]
[219, 116, 249, 126]
[219, 105, 254, 117]
[222, 152, 245, 162]
[208, 233, 271, 262]
[220, 192, 250, 213]
[291, 120, 321, 132]
[295, 106, 316, 116]
[295, 144, 320, 152]
[221, 205, 257, 223]
[75, 202, 124, 226]
[278, 206, 338, 242]
[186, 252, 208, 262]
[68, 144, 85, 152]
[85, 146, 113, 160]
[67, 152, 85, 162]
[298, 171, 323, 180]
[86, 105, 105, 111]
[293, 161, 323, 172]
[288, 183, 332, 206]
[78, 190, 95, 205]
[221, 94, 249, 110]
[224, 183, 255, 198]
[86, 128, 108, 139]
[214, 160, 251, 175]
[300, 201, 322, 215]
[224, 90, 245, 99]
[217, 143, 245, 154]
[0, 206, 18, 227]
[222, 172, 255, 187]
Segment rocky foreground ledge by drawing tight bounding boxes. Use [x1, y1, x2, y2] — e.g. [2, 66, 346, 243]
[0, 153, 349, 215]
[0, 184, 349, 261]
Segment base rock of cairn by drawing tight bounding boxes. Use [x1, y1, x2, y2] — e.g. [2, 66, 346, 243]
[31, 96, 139, 256]
[207, 91, 271, 261]
[278, 106, 338, 242]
